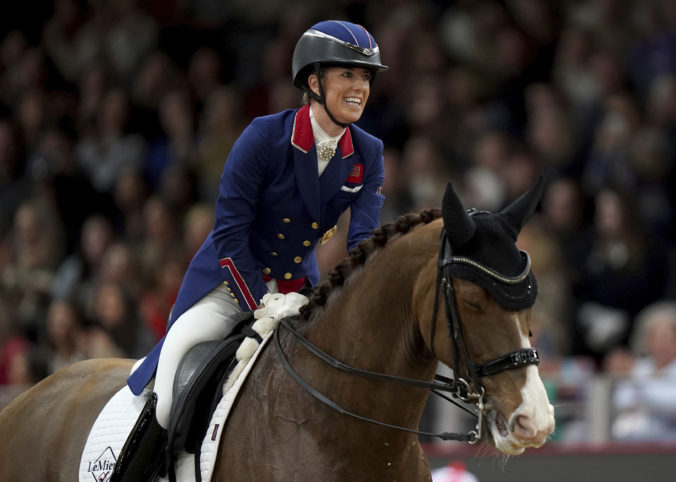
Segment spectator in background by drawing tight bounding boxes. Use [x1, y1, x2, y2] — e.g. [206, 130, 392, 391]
[192, 85, 243, 202]
[129, 51, 180, 141]
[27, 117, 104, 254]
[14, 88, 48, 155]
[518, 216, 574, 366]
[51, 215, 115, 313]
[139, 256, 183, 341]
[182, 202, 213, 260]
[0, 335, 47, 386]
[111, 166, 148, 241]
[44, 298, 85, 374]
[569, 187, 669, 362]
[3, 200, 64, 340]
[156, 164, 199, 224]
[379, 147, 413, 224]
[89, 280, 154, 359]
[524, 83, 580, 175]
[145, 88, 198, 190]
[187, 47, 226, 114]
[645, 74, 676, 164]
[98, 241, 142, 300]
[581, 93, 641, 195]
[540, 176, 588, 275]
[607, 301, 676, 441]
[461, 131, 509, 211]
[75, 87, 146, 194]
[0, 119, 28, 237]
[134, 195, 183, 284]
[42, 0, 90, 84]
[76, 60, 111, 137]
[401, 136, 449, 211]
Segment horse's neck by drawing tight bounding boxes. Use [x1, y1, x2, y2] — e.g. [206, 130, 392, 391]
[301, 235, 439, 422]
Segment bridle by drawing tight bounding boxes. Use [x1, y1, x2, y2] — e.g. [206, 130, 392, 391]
[274, 227, 540, 443]
[428, 227, 540, 440]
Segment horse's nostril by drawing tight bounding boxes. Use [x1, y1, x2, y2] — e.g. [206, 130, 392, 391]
[512, 414, 537, 439]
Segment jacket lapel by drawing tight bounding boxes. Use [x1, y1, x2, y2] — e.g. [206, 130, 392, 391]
[319, 127, 355, 204]
[291, 105, 321, 221]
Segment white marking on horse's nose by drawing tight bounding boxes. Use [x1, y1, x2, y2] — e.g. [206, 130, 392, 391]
[511, 365, 555, 445]
[512, 413, 540, 441]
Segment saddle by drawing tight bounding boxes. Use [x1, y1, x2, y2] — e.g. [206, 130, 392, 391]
[114, 311, 258, 482]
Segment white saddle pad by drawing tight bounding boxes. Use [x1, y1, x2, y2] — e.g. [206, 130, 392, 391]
[79, 292, 307, 482]
[79, 386, 148, 482]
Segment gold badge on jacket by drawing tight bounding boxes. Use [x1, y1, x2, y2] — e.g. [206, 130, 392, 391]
[321, 225, 338, 244]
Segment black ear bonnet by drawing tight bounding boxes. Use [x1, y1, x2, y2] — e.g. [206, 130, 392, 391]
[441, 176, 545, 311]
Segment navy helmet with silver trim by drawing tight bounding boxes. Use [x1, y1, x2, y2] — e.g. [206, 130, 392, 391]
[292, 20, 389, 89]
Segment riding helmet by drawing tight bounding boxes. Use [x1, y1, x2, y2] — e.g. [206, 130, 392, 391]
[292, 20, 389, 90]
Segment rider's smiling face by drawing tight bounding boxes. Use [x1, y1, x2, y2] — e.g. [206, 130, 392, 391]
[309, 66, 372, 134]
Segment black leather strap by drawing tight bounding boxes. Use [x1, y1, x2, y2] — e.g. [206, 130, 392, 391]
[278, 318, 460, 393]
[274, 322, 474, 442]
[474, 348, 540, 378]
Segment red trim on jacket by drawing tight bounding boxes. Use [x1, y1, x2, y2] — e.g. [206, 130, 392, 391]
[219, 258, 258, 310]
[339, 127, 354, 158]
[291, 104, 354, 157]
[291, 104, 313, 153]
[262, 275, 307, 294]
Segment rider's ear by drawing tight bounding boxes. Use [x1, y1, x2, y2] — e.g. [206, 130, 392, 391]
[307, 73, 320, 96]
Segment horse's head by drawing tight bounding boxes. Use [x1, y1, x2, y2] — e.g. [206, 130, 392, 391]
[424, 176, 555, 454]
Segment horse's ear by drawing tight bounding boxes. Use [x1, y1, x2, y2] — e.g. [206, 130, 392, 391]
[442, 182, 476, 248]
[499, 174, 546, 238]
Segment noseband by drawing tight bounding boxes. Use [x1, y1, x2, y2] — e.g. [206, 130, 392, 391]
[274, 228, 540, 443]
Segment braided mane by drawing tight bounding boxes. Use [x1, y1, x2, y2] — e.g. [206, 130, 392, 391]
[299, 208, 442, 320]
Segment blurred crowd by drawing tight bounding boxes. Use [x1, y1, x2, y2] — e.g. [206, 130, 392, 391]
[1, 0, 676, 441]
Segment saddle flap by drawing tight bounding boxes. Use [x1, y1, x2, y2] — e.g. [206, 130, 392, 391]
[167, 312, 255, 458]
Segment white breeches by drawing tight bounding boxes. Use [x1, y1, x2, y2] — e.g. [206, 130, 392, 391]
[154, 283, 242, 428]
[153, 279, 278, 429]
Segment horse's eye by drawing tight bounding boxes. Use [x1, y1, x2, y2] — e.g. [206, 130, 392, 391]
[462, 299, 483, 312]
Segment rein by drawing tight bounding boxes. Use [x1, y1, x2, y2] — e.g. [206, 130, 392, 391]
[274, 320, 477, 442]
[274, 227, 539, 444]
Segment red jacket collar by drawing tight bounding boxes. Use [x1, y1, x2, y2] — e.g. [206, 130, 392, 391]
[291, 104, 354, 158]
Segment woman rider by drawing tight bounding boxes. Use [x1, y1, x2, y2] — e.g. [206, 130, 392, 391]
[116, 19, 389, 481]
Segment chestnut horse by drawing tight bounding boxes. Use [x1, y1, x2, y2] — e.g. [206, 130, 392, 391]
[0, 180, 554, 481]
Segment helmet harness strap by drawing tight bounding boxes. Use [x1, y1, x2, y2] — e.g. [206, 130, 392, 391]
[310, 63, 350, 129]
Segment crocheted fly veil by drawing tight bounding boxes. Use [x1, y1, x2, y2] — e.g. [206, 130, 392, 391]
[441, 176, 545, 311]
